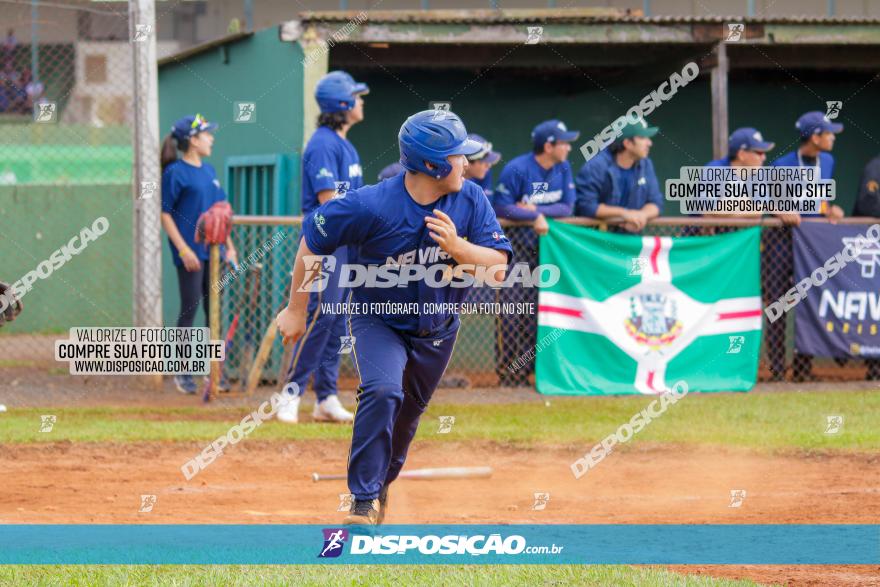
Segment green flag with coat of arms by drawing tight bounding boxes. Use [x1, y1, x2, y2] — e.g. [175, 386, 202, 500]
[536, 221, 762, 395]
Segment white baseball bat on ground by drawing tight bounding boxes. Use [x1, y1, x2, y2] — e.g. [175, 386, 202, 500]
[311, 466, 493, 482]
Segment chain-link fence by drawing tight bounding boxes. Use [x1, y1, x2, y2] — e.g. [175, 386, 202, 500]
[0, 3, 154, 365]
[219, 216, 879, 396]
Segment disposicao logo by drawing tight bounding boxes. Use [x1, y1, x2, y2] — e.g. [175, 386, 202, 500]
[319, 528, 349, 558]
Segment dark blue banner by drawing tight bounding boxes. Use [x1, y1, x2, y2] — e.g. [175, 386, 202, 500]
[793, 223, 880, 358]
[0, 525, 878, 564]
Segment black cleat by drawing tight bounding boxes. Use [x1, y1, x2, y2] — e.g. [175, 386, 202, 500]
[377, 485, 390, 525]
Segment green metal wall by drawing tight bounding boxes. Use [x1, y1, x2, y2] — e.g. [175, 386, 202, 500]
[0, 184, 133, 334]
[158, 27, 305, 326]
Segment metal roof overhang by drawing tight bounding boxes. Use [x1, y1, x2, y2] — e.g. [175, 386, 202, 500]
[280, 9, 880, 72]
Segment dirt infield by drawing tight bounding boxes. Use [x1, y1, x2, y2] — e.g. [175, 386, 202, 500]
[2, 439, 878, 585]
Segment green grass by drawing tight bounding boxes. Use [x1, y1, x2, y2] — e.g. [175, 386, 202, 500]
[1, 389, 877, 451]
[0, 359, 43, 369]
[0, 564, 766, 586]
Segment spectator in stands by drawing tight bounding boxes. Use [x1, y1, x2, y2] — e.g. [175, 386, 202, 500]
[574, 118, 663, 232]
[2, 29, 17, 71]
[1, 63, 25, 114]
[23, 67, 45, 112]
[767, 111, 845, 382]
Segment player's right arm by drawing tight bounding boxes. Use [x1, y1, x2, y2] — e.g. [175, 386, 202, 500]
[316, 190, 336, 205]
[593, 204, 647, 231]
[160, 166, 202, 271]
[276, 192, 371, 345]
[303, 140, 342, 206]
[276, 238, 312, 345]
[494, 164, 539, 221]
[576, 162, 647, 230]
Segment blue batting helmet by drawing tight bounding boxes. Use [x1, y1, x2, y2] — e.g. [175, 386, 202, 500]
[398, 110, 482, 179]
[315, 71, 369, 114]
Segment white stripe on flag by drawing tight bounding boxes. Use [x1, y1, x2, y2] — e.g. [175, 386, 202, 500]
[635, 362, 668, 395]
[639, 235, 673, 284]
[701, 296, 763, 335]
[538, 291, 601, 334]
[539, 293, 761, 336]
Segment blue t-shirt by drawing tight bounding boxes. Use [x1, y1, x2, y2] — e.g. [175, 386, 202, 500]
[301, 126, 363, 216]
[574, 150, 663, 217]
[470, 169, 495, 202]
[772, 150, 834, 218]
[706, 157, 732, 167]
[161, 159, 226, 266]
[302, 174, 513, 333]
[614, 165, 635, 208]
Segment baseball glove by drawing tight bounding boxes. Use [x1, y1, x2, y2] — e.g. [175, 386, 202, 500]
[0, 281, 23, 327]
[195, 201, 234, 245]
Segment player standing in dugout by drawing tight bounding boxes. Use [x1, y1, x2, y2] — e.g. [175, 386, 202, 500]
[275, 71, 368, 425]
[276, 110, 512, 526]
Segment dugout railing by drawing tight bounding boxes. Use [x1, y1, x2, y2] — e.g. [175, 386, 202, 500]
[208, 216, 880, 396]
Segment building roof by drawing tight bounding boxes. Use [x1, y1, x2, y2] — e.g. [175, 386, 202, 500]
[296, 9, 880, 26]
[158, 31, 253, 68]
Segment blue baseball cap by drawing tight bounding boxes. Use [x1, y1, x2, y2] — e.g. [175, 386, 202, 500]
[531, 119, 580, 148]
[466, 133, 501, 164]
[171, 113, 218, 142]
[728, 127, 775, 157]
[377, 162, 404, 181]
[796, 111, 843, 138]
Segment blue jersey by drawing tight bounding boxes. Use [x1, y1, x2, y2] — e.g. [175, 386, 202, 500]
[494, 153, 575, 220]
[772, 150, 834, 217]
[301, 126, 363, 215]
[706, 156, 732, 167]
[161, 159, 226, 266]
[469, 169, 495, 202]
[302, 174, 513, 333]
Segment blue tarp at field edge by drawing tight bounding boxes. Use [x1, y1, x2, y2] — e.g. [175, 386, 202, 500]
[793, 223, 880, 358]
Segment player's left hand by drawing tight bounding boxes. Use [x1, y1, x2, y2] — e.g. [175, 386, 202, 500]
[620, 210, 647, 233]
[226, 247, 239, 269]
[276, 306, 306, 346]
[776, 213, 801, 227]
[825, 204, 844, 223]
[426, 209, 461, 255]
[533, 214, 549, 236]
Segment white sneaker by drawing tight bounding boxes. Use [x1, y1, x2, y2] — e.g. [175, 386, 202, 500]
[276, 391, 301, 424]
[313, 395, 354, 423]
